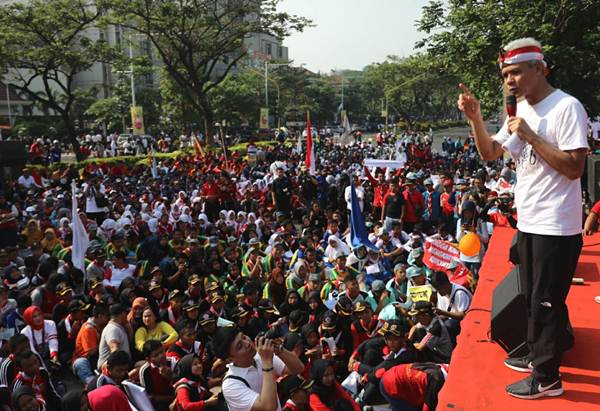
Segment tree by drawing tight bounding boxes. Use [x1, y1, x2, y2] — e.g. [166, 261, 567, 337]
[417, 0, 600, 117]
[110, 0, 310, 140]
[207, 70, 262, 127]
[0, 0, 117, 160]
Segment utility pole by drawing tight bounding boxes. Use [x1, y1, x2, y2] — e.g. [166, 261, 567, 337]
[129, 33, 136, 107]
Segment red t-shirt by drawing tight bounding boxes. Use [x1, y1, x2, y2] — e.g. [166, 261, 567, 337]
[403, 189, 425, 223]
[381, 364, 428, 406]
[592, 200, 600, 219]
[202, 182, 219, 198]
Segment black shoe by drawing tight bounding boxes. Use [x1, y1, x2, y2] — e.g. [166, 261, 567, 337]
[504, 356, 533, 373]
[506, 375, 563, 399]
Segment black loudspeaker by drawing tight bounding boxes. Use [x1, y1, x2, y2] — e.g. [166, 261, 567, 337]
[0, 141, 27, 166]
[509, 231, 519, 265]
[588, 155, 600, 202]
[0, 141, 27, 180]
[491, 266, 528, 357]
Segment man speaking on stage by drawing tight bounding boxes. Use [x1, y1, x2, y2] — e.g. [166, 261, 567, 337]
[457, 37, 588, 400]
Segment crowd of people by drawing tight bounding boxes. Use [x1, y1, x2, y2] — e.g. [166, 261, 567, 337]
[0, 128, 552, 411]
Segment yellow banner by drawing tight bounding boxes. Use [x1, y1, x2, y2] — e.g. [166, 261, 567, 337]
[259, 107, 269, 129]
[409, 285, 433, 303]
[131, 106, 145, 135]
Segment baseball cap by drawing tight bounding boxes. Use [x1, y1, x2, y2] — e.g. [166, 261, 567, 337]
[68, 299, 91, 313]
[199, 312, 216, 326]
[371, 280, 385, 292]
[188, 274, 201, 285]
[321, 310, 337, 330]
[282, 376, 314, 398]
[408, 301, 434, 316]
[209, 293, 224, 304]
[353, 301, 369, 313]
[406, 266, 425, 279]
[377, 320, 406, 337]
[168, 289, 184, 300]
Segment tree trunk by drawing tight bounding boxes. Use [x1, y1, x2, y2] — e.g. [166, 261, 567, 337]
[62, 114, 83, 161]
[198, 96, 215, 146]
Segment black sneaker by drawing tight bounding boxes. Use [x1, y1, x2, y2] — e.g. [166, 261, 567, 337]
[506, 375, 563, 399]
[504, 356, 533, 373]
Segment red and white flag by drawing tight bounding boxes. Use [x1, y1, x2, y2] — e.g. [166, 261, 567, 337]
[423, 238, 461, 271]
[305, 111, 316, 175]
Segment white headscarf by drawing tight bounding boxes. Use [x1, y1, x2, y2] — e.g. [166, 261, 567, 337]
[325, 235, 351, 262]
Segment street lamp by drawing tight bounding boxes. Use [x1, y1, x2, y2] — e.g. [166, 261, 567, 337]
[264, 61, 290, 108]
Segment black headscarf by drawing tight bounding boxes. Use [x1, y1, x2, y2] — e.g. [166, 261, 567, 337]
[310, 359, 335, 407]
[278, 289, 308, 317]
[173, 353, 199, 382]
[307, 290, 327, 322]
[301, 322, 319, 348]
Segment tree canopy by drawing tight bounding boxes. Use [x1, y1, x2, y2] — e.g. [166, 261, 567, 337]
[417, 0, 600, 117]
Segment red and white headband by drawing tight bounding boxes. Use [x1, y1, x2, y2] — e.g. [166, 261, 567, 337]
[498, 45, 546, 68]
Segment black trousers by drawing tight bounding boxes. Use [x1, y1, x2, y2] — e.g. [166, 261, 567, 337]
[517, 230, 582, 382]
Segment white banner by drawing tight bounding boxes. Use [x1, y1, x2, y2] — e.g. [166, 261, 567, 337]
[363, 158, 406, 169]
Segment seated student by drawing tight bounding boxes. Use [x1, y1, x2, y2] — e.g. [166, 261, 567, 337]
[57, 299, 91, 365]
[166, 320, 202, 368]
[11, 350, 61, 410]
[0, 334, 31, 407]
[430, 270, 472, 344]
[309, 359, 360, 411]
[379, 362, 448, 411]
[86, 350, 130, 392]
[399, 266, 433, 310]
[281, 375, 314, 411]
[407, 301, 453, 364]
[20, 306, 59, 369]
[349, 320, 417, 406]
[139, 339, 175, 411]
[172, 353, 220, 411]
[135, 306, 179, 353]
[11, 386, 46, 411]
[350, 301, 378, 350]
[72, 304, 110, 385]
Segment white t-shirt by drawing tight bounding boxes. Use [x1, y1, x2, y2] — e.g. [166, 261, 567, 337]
[17, 175, 36, 189]
[222, 353, 286, 411]
[82, 183, 109, 213]
[437, 283, 472, 313]
[493, 89, 588, 236]
[105, 264, 136, 288]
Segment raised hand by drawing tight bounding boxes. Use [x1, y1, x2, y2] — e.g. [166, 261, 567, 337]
[255, 336, 274, 365]
[457, 83, 482, 121]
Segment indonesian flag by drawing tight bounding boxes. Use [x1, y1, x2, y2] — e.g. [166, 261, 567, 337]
[305, 111, 316, 175]
[423, 239, 461, 271]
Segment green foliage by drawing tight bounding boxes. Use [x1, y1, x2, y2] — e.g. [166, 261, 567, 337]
[416, 0, 600, 117]
[108, 0, 311, 134]
[0, 0, 119, 159]
[207, 70, 263, 126]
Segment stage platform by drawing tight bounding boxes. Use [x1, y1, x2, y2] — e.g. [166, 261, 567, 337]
[438, 227, 600, 411]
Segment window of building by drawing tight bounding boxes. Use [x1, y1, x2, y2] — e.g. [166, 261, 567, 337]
[265, 43, 272, 56]
[278, 46, 283, 58]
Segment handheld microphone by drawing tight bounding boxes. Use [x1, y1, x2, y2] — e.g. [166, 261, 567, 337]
[506, 95, 517, 117]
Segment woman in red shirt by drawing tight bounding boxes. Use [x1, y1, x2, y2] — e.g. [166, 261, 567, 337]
[309, 359, 360, 411]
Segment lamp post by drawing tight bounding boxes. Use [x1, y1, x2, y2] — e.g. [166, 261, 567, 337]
[264, 61, 290, 116]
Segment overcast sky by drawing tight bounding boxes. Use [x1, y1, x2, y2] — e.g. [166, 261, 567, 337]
[277, 0, 432, 73]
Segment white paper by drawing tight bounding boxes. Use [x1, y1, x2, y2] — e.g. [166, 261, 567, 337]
[217, 317, 234, 327]
[341, 371, 361, 396]
[323, 336, 337, 353]
[366, 264, 380, 274]
[122, 380, 155, 411]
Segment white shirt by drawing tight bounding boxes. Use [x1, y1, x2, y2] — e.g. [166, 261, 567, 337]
[437, 283, 472, 313]
[105, 264, 136, 288]
[82, 183, 109, 213]
[222, 353, 286, 411]
[345, 184, 365, 211]
[493, 89, 588, 236]
[17, 175, 36, 189]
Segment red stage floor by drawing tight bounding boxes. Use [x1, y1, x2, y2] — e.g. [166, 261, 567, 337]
[438, 227, 600, 411]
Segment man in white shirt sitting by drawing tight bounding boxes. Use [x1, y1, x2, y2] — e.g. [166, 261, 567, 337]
[431, 270, 472, 345]
[215, 326, 305, 411]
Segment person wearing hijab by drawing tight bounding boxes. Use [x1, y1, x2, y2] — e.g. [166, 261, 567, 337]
[127, 297, 149, 334]
[20, 306, 59, 368]
[278, 289, 309, 318]
[306, 290, 327, 323]
[22, 219, 43, 247]
[86, 384, 133, 411]
[40, 228, 61, 255]
[172, 353, 220, 410]
[309, 359, 360, 411]
[286, 259, 308, 291]
[324, 235, 350, 266]
[11, 386, 46, 411]
[261, 267, 287, 307]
